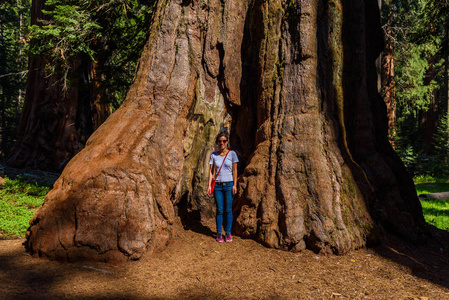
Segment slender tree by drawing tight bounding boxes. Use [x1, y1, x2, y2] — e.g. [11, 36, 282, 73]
[0, 0, 31, 160]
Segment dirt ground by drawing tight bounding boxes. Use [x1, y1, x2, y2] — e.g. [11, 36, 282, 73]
[1, 221, 449, 300]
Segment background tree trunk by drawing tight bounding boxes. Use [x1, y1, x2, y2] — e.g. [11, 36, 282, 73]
[17, 0, 23, 114]
[26, 0, 426, 262]
[443, 15, 449, 119]
[421, 57, 439, 151]
[7, 0, 109, 172]
[0, 16, 5, 158]
[381, 26, 396, 139]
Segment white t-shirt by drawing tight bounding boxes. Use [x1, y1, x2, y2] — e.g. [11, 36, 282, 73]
[209, 150, 239, 182]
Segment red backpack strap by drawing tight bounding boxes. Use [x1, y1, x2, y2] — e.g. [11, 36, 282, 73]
[215, 150, 230, 179]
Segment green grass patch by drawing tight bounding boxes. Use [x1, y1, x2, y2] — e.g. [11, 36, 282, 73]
[0, 176, 50, 238]
[414, 175, 449, 231]
[420, 199, 449, 230]
[414, 175, 449, 195]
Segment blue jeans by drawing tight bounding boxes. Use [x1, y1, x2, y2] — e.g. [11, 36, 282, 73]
[214, 181, 234, 234]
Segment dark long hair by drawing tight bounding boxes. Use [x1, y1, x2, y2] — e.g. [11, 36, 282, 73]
[215, 132, 229, 144]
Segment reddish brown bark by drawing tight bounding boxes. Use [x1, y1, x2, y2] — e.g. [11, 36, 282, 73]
[89, 59, 109, 131]
[381, 27, 396, 138]
[25, 0, 426, 262]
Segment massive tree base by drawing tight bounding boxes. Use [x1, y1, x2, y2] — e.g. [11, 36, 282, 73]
[25, 0, 427, 262]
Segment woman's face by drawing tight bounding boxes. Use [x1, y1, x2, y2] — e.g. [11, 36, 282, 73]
[217, 137, 228, 151]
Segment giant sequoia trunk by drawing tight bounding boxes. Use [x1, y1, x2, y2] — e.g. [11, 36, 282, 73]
[26, 0, 426, 262]
[7, 0, 109, 172]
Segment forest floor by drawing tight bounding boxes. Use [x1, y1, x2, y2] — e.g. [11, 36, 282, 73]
[1, 220, 449, 300]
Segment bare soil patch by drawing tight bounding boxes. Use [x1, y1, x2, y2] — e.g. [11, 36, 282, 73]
[1, 221, 449, 299]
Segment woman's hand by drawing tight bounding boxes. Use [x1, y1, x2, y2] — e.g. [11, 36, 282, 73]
[207, 186, 212, 195]
[232, 185, 237, 195]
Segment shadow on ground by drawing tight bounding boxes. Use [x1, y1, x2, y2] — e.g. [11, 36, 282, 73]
[373, 226, 449, 291]
[0, 238, 231, 300]
[1, 225, 449, 299]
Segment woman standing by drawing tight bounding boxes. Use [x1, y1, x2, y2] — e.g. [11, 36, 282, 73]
[207, 133, 239, 242]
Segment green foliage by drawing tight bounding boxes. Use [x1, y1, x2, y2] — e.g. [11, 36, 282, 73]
[29, 3, 102, 73]
[414, 0, 449, 49]
[396, 144, 418, 172]
[91, 0, 158, 107]
[0, 176, 50, 238]
[1, 0, 157, 158]
[0, 0, 32, 159]
[394, 114, 449, 177]
[395, 43, 442, 116]
[28, 0, 157, 107]
[383, 0, 449, 177]
[433, 115, 449, 159]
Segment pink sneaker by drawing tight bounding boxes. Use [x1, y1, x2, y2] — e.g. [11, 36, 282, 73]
[225, 233, 232, 242]
[216, 233, 223, 243]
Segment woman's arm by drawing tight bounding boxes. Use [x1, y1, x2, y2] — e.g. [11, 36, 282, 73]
[207, 164, 215, 195]
[232, 162, 238, 195]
